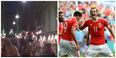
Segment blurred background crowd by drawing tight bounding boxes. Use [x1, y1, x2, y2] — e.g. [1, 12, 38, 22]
[59, 1, 115, 56]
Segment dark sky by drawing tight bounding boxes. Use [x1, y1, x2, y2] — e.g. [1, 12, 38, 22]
[1, 1, 49, 34]
[2, 1, 21, 34]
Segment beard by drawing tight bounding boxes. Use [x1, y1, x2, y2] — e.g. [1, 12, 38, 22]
[91, 14, 97, 18]
[90, 13, 98, 17]
[59, 18, 64, 22]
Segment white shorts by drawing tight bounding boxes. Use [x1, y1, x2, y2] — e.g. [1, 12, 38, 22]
[59, 39, 78, 57]
[85, 43, 113, 57]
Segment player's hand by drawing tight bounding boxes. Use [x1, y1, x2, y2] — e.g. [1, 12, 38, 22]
[113, 37, 115, 43]
[76, 45, 80, 51]
[76, 50, 80, 57]
[111, 39, 115, 43]
[79, 20, 84, 26]
[59, 32, 62, 36]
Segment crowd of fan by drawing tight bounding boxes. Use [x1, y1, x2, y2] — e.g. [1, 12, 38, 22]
[1, 31, 57, 57]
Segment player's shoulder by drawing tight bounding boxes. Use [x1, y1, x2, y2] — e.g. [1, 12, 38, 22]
[69, 17, 76, 20]
[65, 17, 76, 22]
[85, 18, 91, 23]
[98, 17, 108, 22]
[59, 23, 63, 26]
[98, 17, 106, 20]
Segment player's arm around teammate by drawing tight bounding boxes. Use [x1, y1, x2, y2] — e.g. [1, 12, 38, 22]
[105, 21, 115, 42]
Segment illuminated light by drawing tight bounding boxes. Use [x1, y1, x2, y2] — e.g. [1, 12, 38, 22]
[22, 0, 26, 3]
[3, 32, 6, 36]
[35, 36, 37, 41]
[29, 42, 31, 45]
[13, 21, 16, 25]
[36, 30, 42, 34]
[32, 35, 37, 41]
[36, 32, 39, 34]
[9, 28, 14, 34]
[38, 30, 42, 34]
[15, 14, 19, 19]
[48, 35, 51, 41]
[19, 33, 21, 37]
[26, 31, 29, 35]
[54, 35, 58, 40]
[16, 35, 20, 39]
[2, 35, 6, 38]
[52, 35, 55, 43]
[32, 34, 34, 38]
[42, 36, 45, 41]
[39, 35, 42, 41]
[51, 35, 54, 40]
[42, 36, 46, 42]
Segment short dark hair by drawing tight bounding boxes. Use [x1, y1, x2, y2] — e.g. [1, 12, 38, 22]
[73, 11, 82, 17]
[59, 11, 63, 15]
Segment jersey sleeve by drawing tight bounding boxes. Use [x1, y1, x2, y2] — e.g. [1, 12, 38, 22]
[81, 20, 89, 29]
[72, 19, 77, 28]
[59, 24, 63, 33]
[103, 19, 109, 27]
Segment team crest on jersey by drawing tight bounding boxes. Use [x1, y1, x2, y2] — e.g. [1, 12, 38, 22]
[98, 23, 102, 27]
[90, 24, 92, 26]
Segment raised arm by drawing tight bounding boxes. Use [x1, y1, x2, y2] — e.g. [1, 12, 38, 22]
[106, 25, 115, 40]
[104, 19, 115, 42]
[79, 20, 88, 30]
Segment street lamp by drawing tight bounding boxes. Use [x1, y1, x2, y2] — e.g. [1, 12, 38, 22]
[12, 21, 16, 34]
[15, 14, 20, 34]
[13, 21, 16, 25]
[15, 14, 19, 19]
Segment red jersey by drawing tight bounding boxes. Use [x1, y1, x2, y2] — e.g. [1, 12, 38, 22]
[62, 17, 77, 41]
[82, 18, 108, 45]
[58, 23, 63, 44]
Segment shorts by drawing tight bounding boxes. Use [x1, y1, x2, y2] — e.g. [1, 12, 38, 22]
[85, 43, 113, 57]
[59, 39, 78, 57]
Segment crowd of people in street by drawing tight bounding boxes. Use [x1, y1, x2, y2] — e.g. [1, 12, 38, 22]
[1, 31, 57, 57]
